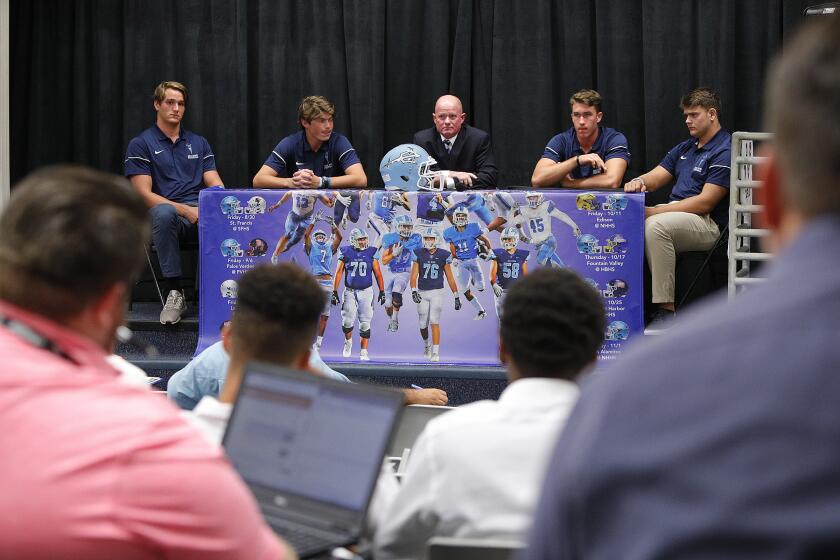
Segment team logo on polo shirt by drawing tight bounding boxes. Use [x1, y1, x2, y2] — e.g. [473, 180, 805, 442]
[693, 154, 708, 173]
[186, 143, 199, 160]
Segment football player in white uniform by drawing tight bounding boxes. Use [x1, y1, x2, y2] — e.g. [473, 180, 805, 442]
[511, 192, 581, 267]
[267, 191, 333, 261]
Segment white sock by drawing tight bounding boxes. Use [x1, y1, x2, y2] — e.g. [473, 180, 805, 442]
[316, 336, 323, 346]
[468, 296, 484, 313]
[432, 344, 440, 354]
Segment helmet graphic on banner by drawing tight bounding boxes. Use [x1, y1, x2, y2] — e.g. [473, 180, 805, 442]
[220, 196, 242, 215]
[220, 279, 238, 298]
[576, 233, 600, 254]
[221, 238, 244, 257]
[246, 238, 268, 256]
[604, 278, 628, 298]
[380, 144, 442, 192]
[606, 320, 630, 341]
[603, 193, 628, 211]
[313, 229, 328, 244]
[604, 234, 628, 254]
[576, 192, 598, 211]
[245, 196, 267, 214]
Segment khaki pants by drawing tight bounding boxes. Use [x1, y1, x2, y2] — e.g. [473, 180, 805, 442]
[645, 204, 720, 304]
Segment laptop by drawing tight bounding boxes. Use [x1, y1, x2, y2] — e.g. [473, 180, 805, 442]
[223, 363, 404, 558]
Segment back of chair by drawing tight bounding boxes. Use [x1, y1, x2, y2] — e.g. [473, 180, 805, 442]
[428, 536, 524, 560]
[387, 404, 454, 458]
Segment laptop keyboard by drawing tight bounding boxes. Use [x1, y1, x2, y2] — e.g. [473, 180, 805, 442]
[265, 513, 346, 557]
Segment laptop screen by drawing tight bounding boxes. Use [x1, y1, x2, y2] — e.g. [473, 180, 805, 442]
[224, 364, 402, 512]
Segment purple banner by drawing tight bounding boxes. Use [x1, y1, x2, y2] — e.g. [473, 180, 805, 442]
[198, 189, 644, 366]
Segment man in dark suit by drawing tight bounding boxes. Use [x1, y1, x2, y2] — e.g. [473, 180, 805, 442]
[413, 95, 498, 189]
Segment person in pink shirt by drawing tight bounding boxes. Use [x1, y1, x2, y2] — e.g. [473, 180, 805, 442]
[0, 166, 294, 560]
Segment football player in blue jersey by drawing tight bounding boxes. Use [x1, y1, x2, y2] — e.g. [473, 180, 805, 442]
[510, 191, 581, 268]
[443, 206, 491, 320]
[414, 191, 453, 245]
[490, 226, 530, 318]
[268, 191, 333, 261]
[485, 191, 521, 233]
[444, 192, 495, 227]
[332, 190, 363, 229]
[410, 228, 461, 362]
[368, 190, 410, 243]
[303, 217, 342, 351]
[379, 214, 423, 332]
[331, 228, 385, 361]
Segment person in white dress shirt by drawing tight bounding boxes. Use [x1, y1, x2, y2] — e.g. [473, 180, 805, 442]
[373, 267, 606, 559]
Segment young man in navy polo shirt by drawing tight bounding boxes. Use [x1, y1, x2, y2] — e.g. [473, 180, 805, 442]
[625, 87, 731, 330]
[252, 96, 367, 190]
[124, 81, 224, 325]
[531, 89, 631, 189]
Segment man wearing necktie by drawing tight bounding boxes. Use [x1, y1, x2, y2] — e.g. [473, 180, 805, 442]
[413, 95, 498, 189]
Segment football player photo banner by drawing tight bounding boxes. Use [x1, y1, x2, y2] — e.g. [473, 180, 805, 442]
[198, 189, 644, 366]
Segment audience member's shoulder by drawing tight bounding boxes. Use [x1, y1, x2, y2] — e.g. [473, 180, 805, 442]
[422, 399, 499, 435]
[88, 380, 225, 457]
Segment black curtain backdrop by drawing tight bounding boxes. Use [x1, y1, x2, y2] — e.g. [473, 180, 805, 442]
[10, 0, 815, 195]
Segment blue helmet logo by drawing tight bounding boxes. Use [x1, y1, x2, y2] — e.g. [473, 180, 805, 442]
[220, 196, 242, 215]
[606, 320, 630, 341]
[603, 194, 628, 211]
[221, 238, 243, 257]
[576, 233, 600, 254]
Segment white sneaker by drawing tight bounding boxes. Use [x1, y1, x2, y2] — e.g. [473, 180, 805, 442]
[359, 349, 369, 361]
[424, 344, 432, 359]
[159, 290, 186, 325]
[430, 351, 440, 362]
[387, 318, 399, 332]
[342, 339, 352, 358]
[474, 310, 487, 320]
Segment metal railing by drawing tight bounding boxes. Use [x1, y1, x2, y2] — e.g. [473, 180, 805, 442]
[727, 132, 774, 298]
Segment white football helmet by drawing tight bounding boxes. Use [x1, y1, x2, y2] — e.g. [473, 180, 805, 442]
[525, 191, 544, 209]
[422, 227, 439, 250]
[245, 196, 267, 214]
[220, 279, 238, 298]
[350, 228, 369, 250]
[394, 214, 414, 238]
[313, 229, 328, 244]
[453, 207, 469, 227]
[500, 227, 518, 251]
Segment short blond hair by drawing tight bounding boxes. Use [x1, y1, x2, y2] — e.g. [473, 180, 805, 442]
[298, 96, 335, 127]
